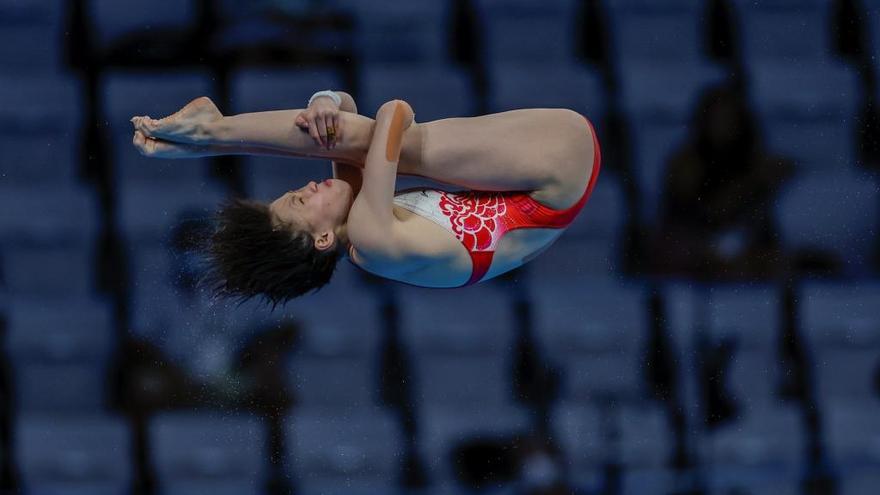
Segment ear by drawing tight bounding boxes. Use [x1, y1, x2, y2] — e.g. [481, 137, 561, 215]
[314, 230, 335, 251]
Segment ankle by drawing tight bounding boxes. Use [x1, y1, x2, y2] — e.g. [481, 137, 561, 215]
[204, 116, 228, 145]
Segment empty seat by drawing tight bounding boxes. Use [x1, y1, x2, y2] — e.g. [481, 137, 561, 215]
[149, 411, 268, 495]
[661, 280, 707, 408]
[615, 405, 673, 468]
[12, 364, 109, 412]
[606, 0, 706, 71]
[708, 405, 804, 475]
[529, 277, 649, 401]
[282, 285, 383, 408]
[527, 170, 627, 280]
[359, 65, 477, 120]
[705, 283, 784, 410]
[473, 0, 580, 65]
[127, 244, 198, 345]
[0, 185, 98, 245]
[398, 284, 517, 407]
[549, 401, 603, 488]
[487, 63, 605, 117]
[775, 171, 879, 276]
[619, 63, 727, 225]
[344, 0, 452, 64]
[229, 67, 343, 114]
[0, 75, 83, 183]
[15, 414, 132, 495]
[798, 280, 880, 402]
[526, 238, 622, 282]
[210, 0, 352, 60]
[746, 62, 861, 170]
[6, 297, 114, 362]
[0, 0, 66, 72]
[704, 405, 807, 495]
[417, 404, 532, 485]
[285, 407, 403, 493]
[89, 0, 198, 53]
[662, 282, 793, 454]
[731, 0, 836, 64]
[707, 476, 801, 495]
[2, 245, 96, 297]
[6, 284, 114, 413]
[117, 182, 226, 244]
[621, 469, 690, 495]
[102, 71, 215, 185]
[0, 184, 100, 296]
[822, 401, 880, 470]
[838, 471, 880, 495]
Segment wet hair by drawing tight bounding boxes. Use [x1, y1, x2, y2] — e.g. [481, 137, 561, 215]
[197, 197, 339, 310]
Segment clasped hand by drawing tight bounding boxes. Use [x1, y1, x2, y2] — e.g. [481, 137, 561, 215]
[295, 96, 342, 150]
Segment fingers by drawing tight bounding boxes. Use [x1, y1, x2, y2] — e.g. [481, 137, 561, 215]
[132, 115, 161, 139]
[300, 110, 322, 147]
[316, 114, 328, 148]
[298, 108, 340, 149]
[308, 114, 323, 148]
[331, 113, 341, 149]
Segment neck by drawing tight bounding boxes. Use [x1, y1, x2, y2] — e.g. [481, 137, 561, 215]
[335, 222, 352, 259]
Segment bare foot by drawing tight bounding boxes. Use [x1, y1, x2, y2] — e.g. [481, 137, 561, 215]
[132, 96, 223, 145]
[132, 130, 216, 159]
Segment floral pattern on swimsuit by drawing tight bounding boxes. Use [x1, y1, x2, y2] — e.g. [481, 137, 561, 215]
[438, 192, 508, 251]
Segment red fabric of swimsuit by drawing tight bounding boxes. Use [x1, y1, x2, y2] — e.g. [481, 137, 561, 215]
[436, 115, 602, 286]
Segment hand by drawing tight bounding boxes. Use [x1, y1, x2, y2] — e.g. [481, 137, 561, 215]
[295, 96, 342, 149]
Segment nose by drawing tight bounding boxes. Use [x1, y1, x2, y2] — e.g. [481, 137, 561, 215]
[310, 181, 318, 193]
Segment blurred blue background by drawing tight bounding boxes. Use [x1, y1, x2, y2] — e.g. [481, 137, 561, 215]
[2, 0, 880, 494]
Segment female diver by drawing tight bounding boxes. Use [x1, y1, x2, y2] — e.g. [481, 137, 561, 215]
[130, 90, 601, 305]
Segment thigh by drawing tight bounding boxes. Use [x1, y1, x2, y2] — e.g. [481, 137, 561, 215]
[403, 108, 593, 193]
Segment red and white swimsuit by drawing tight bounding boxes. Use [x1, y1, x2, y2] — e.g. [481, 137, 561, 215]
[391, 115, 602, 287]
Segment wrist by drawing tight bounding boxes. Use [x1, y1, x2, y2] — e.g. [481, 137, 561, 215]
[308, 90, 342, 107]
[310, 95, 338, 108]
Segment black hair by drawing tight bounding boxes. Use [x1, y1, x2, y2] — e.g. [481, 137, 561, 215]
[196, 197, 339, 310]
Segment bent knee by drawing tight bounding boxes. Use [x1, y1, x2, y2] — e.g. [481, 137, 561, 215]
[377, 99, 414, 123]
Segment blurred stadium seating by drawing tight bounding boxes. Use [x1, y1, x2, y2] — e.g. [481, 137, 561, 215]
[148, 411, 268, 495]
[2, 1, 879, 495]
[15, 414, 133, 495]
[0, 0, 68, 72]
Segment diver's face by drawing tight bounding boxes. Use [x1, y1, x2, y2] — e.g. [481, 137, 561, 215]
[268, 179, 353, 245]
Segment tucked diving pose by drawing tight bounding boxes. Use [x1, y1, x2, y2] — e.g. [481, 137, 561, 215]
[130, 90, 601, 305]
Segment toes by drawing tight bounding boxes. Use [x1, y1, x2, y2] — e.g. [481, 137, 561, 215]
[135, 116, 157, 138]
